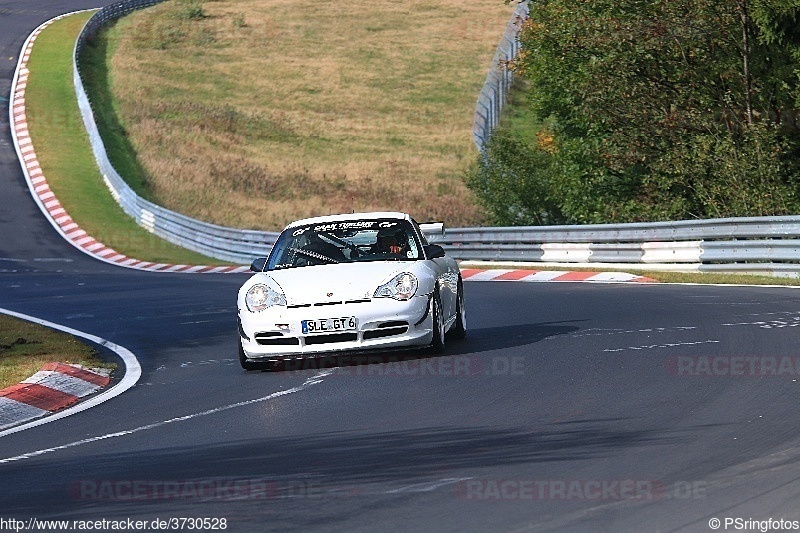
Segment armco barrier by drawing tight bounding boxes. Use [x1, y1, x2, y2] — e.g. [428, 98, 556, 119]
[69, 1, 800, 276]
[440, 218, 800, 276]
[74, 0, 277, 265]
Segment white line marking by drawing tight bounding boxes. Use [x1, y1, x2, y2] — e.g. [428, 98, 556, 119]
[0, 369, 333, 464]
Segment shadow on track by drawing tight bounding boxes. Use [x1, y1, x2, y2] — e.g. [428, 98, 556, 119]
[260, 321, 583, 374]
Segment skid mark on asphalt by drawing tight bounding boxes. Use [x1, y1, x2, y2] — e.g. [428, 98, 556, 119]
[385, 478, 473, 494]
[141, 360, 238, 385]
[723, 311, 800, 329]
[731, 310, 800, 317]
[568, 326, 697, 338]
[603, 340, 720, 353]
[724, 319, 800, 329]
[146, 359, 237, 372]
[179, 359, 237, 368]
[0, 369, 334, 465]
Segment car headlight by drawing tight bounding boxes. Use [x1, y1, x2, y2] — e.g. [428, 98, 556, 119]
[245, 283, 286, 312]
[374, 272, 418, 301]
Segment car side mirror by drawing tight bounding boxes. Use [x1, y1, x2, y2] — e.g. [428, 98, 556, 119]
[250, 257, 268, 272]
[424, 244, 446, 259]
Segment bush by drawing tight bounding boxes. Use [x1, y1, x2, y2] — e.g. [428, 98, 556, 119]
[466, 128, 566, 226]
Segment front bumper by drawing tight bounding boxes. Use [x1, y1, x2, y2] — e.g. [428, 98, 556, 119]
[238, 295, 433, 361]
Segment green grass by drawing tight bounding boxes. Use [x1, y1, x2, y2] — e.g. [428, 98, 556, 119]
[498, 76, 543, 143]
[24, 12, 228, 265]
[0, 314, 114, 390]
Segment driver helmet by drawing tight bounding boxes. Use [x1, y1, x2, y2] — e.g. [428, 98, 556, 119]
[376, 226, 407, 254]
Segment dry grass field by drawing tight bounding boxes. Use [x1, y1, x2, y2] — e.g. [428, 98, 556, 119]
[98, 0, 513, 230]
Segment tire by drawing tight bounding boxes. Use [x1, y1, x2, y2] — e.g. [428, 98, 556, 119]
[429, 291, 446, 354]
[450, 276, 467, 340]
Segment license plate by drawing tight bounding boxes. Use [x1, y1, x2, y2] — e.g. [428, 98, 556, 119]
[302, 316, 358, 334]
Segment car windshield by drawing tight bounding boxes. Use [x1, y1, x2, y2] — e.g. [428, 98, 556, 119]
[266, 218, 424, 270]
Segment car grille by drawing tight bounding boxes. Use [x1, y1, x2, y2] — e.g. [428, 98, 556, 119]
[287, 299, 371, 309]
[255, 332, 300, 346]
[305, 332, 358, 345]
[363, 321, 409, 340]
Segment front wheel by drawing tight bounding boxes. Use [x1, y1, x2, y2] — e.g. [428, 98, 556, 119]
[450, 276, 467, 339]
[429, 291, 446, 354]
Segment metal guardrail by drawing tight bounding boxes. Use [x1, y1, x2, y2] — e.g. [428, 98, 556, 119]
[71, 0, 800, 276]
[74, 0, 278, 264]
[442, 216, 800, 244]
[472, 1, 529, 150]
[74, 0, 163, 58]
[442, 217, 800, 276]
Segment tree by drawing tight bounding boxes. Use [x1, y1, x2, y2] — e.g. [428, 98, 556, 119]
[469, 0, 800, 224]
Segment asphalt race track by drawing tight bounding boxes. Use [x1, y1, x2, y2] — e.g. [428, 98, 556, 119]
[3, 4, 800, 532]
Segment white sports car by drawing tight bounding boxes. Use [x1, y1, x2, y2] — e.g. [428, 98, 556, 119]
[237, 212, 466, 370]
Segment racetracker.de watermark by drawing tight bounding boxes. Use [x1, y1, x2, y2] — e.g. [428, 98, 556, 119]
[69, 478, 324, 502]
[279, 355, 525, 377]
[455, 479, 707, 501]
[666, 356, 800, 378]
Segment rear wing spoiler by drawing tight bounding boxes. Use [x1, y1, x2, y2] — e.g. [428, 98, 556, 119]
[419, 222, 445, 243]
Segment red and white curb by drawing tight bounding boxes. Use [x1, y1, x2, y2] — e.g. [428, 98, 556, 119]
[460, 268, 656, 283]
[0, 307, 141, 438]
[0, 363, 111, 431]
[9, 14, 247, 274]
